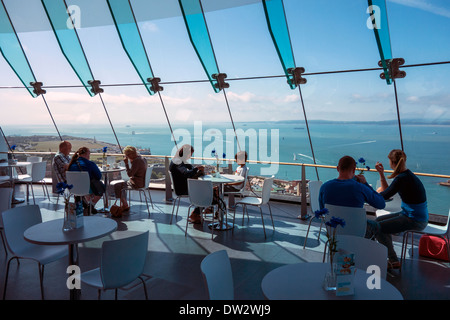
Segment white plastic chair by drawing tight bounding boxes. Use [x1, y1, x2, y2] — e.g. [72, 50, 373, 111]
[186, 179, 217, 238]
[123, 166, 154, 216]
[224, 167, 250, 205]
[234, 177, 275, 238]
[17, 161, 50, 204]
[303, 180, 323, 249]
[2, 205, 68, 300]
[80, 231, 149, 300]
[0, 188, 13, 254]
[168, 171, 189, 224]
[66, 171, 92, 215]
[200, 250, 234, 300]
[322, 204, 368, 261]
[400, 209, 450, 268]
[336, 234, 388, 279]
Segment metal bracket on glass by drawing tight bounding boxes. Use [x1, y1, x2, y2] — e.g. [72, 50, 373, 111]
[88, 80, 104, 95]
[147, 77, 164, 92]
[287, 67, 307, 86]
[212, 73, 229, 91]
[379, 58, 406, 81]
[30, 82, 46, 96]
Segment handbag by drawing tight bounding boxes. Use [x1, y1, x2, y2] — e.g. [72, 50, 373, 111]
[418, 235, 449, 262]
[110, 198, 124, 218]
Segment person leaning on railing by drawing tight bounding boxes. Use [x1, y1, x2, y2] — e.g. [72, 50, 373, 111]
[374, 149, 428, 270]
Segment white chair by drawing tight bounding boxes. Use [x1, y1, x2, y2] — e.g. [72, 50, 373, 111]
[123, 166, 154, 216]
[200, 250, 234, 300]
[66, 171, 92, 215]
[224, 167, 250, 206]
[400, 209, 450, 268]
[0, 188, 13, 254]
[2, 205, 68, 300]
[17, 161, 50, 204]
[186, 179, 217, 238]
[80, 231, 149, 300]
[374, 179, 402, 217]
[322, 204, 368, 261]
[303, 180, 323, 249]
[25, 156, 43, 175]
[336, 234, 388, 279]
[168, 171, 189, 224]
[234, 177, 275, 238]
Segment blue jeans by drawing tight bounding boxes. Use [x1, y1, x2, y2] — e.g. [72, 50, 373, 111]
[374, 212, 427, 262]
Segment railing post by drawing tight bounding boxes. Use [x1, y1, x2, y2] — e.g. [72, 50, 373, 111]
[300, 164, 308, 219]
[164, 156, 172, 202]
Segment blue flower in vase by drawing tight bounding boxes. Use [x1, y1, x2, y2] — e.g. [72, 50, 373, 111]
[314, 208, 329, 219]
[10, 145, 16, 151]
[211, 149, 216, 157]
[357, 157, 369, 174]
[102, 146, 108, 153]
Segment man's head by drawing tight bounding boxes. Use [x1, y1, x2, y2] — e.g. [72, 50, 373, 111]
[59, 141, 72, 156]
[337, 156, 356, 179]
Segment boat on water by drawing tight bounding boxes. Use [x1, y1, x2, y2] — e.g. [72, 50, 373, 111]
[439, 179, 450, 187]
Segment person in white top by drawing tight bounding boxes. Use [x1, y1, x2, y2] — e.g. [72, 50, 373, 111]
[224, 151, 248, 192]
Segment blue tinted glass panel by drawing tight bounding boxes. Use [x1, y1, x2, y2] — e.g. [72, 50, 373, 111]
[262, 0, 296, 89]
[106, 0, 155, 95]
[368, 0, 393, 84]
[41, 0, 95, 96]
[0, 2, 36, 97]
[179, 0, 220, 93]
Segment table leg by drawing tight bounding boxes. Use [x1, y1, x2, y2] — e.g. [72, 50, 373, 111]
[98, 173, 110, 213]
[209, 184, 234, 231]
[68, 243, 81, 300]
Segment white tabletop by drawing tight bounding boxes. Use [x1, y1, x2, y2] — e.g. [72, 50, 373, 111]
[261, 262, 403, 300]
[0, 161, 32, 168]
[24, 216, 117, 246]
[99, 166, 126, 174]
[200, 174, 244, 184]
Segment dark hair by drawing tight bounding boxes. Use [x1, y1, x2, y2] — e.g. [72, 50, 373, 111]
[178, 145, 194, 157]
[235, 151, 248, 163]
[337, 156, 356, 172]
[68, 146, 90, 169]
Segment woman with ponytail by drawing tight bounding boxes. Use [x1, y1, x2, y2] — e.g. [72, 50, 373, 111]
[374, 149, 428, 269]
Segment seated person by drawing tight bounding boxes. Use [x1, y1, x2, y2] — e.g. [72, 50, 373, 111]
[169, 144, 204, 224]
[224, 151, 248, 192]
[52, 140, 72, 183]
[113, 146, 147, 211]
[374, 149, 428, 269]
[68, 146, 104, 214]
[318, 155, 386, 237]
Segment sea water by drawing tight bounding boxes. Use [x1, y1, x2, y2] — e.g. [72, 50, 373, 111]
[4, 121, 449, 216]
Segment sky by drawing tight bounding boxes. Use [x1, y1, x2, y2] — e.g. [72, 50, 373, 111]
[0, 0, 449, 128]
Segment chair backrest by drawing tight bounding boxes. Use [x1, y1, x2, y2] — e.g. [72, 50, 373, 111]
[101, 231, 149, 289]
[0, 188, 13, 228]
[261, 177, 274, 205]
[2, 205, 42, 254]
[66, 171, 91, 196]
[200, 250, 234, 300]
[26, 156, 43, 174]
[188, 179, 213, 207]
[31, 161, 47, 181]
[118, 161, 129, 181]
[144, 166, 153, 188]
[336, 235, 388, 279]
[239, 167, 250, 191]
[308, 180, 323, 213]
[324, 204, 367, 237]
[106, 156, 116, 166]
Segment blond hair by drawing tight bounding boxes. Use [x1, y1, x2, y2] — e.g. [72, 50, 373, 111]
[387, 149, 407, 179]
[123, 145, 137, 156]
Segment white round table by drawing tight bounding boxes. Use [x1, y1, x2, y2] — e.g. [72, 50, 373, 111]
[24, 216, 117, 300]
[200, 174, 244, 230]
[98, 166, 126, 212]
[261, 262, 403, 300]
[0, 161, 32, 204]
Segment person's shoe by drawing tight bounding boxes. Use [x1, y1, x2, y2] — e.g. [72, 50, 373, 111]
[387, 260, 401, 270]
[189, 213, 202, 224]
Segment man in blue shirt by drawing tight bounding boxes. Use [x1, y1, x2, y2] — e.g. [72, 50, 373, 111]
[319, 156, 385, 237]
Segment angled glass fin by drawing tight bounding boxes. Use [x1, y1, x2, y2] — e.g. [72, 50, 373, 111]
[0, 1, 37, 97]
[107, 0, 156, 95]
[367, 0, 393, 84]
[262, 0, 296, 89]
[41, 0, 95, 96]
[178, 0, 220, 93]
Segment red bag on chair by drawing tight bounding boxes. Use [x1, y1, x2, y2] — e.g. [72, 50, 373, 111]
[418, 235, 449, 262]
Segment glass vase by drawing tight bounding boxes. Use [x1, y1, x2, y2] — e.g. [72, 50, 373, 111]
[323, 252, 337, 291]
[62, 201, 73, 232]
